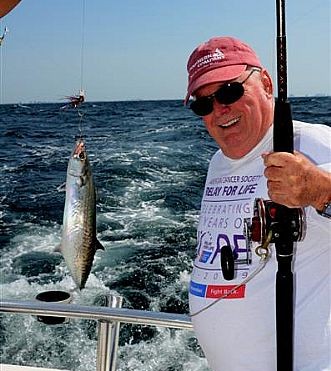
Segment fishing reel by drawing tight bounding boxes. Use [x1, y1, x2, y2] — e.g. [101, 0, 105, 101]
[245, 198, 306, 245]
[220, 198, 306, 281]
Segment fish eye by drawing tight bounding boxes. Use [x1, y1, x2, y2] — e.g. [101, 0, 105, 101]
[79, 152, 85, 160]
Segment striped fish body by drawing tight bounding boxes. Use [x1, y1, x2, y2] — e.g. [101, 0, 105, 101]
[59, 138, 103, 289]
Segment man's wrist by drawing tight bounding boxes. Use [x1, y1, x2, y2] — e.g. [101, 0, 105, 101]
[316, 201, 331, 219]
[309, 169, 331, 211]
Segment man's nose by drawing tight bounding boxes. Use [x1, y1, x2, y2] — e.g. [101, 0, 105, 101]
[213, 99, 231, 116]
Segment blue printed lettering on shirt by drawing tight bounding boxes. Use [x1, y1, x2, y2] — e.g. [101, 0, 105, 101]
[190, 281, 207, 297]
[199, 250, 212, 263]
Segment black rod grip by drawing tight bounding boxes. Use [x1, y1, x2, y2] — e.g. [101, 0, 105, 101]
[276, 254, 294, 371]
[273, 99, 294, 153]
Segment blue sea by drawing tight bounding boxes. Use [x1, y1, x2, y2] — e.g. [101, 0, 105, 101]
[0, 97, 330, 371]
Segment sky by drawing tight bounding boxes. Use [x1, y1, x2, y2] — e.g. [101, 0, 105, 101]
[0, 0, 330, 103]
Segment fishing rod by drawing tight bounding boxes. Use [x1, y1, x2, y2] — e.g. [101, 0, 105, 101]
[274, 1, 295, 369]
[272, 1, 305, 370]
[243, 1, 305, 370]
[274, 0, 293, 152]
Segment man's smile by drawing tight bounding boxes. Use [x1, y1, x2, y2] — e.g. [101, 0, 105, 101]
[218, 116, 241, 128]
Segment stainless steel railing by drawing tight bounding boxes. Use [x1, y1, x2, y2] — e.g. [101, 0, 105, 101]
[96, 295, 123, 371]
[0, 295, 193, 371]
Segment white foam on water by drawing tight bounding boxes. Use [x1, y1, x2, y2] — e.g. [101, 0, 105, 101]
[118, 328, 210, 371]
[0, 224, 60, 279]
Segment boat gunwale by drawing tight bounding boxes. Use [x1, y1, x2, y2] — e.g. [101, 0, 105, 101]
[0, 298, 193, 330]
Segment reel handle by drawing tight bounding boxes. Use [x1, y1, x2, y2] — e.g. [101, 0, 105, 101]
[220, 245, 235, 281]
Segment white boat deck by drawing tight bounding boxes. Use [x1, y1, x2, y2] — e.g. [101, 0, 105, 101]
[1, 365, 69, 371]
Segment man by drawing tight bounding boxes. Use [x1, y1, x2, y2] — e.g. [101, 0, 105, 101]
[185, 36, 330, 371]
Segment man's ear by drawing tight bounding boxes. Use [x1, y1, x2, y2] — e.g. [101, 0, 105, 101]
[261, 69, 273, 96]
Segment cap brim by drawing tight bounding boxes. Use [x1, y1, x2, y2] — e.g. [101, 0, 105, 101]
[184, 64, 247, 105]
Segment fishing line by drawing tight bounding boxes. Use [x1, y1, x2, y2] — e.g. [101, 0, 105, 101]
[0, 26, 3, 105]
[190, 231, 273, 317]
[72, 0, 87, 139]
[78, 110, 84, 139]
[0, 20, 5, 104]
[80, 0, 86, 93]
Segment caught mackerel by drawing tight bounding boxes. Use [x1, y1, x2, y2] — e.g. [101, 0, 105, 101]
[58, 138, 104, 289]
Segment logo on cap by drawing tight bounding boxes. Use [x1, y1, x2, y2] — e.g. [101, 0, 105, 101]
[188, 48, 225, 79]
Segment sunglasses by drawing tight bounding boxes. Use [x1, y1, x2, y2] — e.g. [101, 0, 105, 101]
[190, 68, 261, 116]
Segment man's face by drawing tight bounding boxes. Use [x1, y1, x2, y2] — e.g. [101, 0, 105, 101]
[195, 69, 274, 159]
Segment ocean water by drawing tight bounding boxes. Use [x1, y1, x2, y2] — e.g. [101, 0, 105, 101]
[0, 97, 330, 370]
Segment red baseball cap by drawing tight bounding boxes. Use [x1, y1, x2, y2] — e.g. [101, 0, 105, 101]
[184, 36, 262, 104]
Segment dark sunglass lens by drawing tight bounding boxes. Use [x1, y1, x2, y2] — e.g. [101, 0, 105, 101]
[215, 82, 244, 105]
[190, 98, 213, 116]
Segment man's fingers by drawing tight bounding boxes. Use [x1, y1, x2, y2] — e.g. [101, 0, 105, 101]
[262, 151, 296, 167]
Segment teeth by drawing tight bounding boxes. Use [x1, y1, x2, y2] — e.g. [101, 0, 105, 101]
[220, 117, 240, 128]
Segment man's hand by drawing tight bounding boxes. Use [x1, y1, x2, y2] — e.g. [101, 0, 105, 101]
[262, 151, 331, 210]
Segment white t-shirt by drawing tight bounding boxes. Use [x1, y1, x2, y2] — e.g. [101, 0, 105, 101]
[189, 121, 331, 371]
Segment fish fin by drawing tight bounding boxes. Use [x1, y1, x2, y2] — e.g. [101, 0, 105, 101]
[78, 175, 87, 187]
[96, 239, 105, 251]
